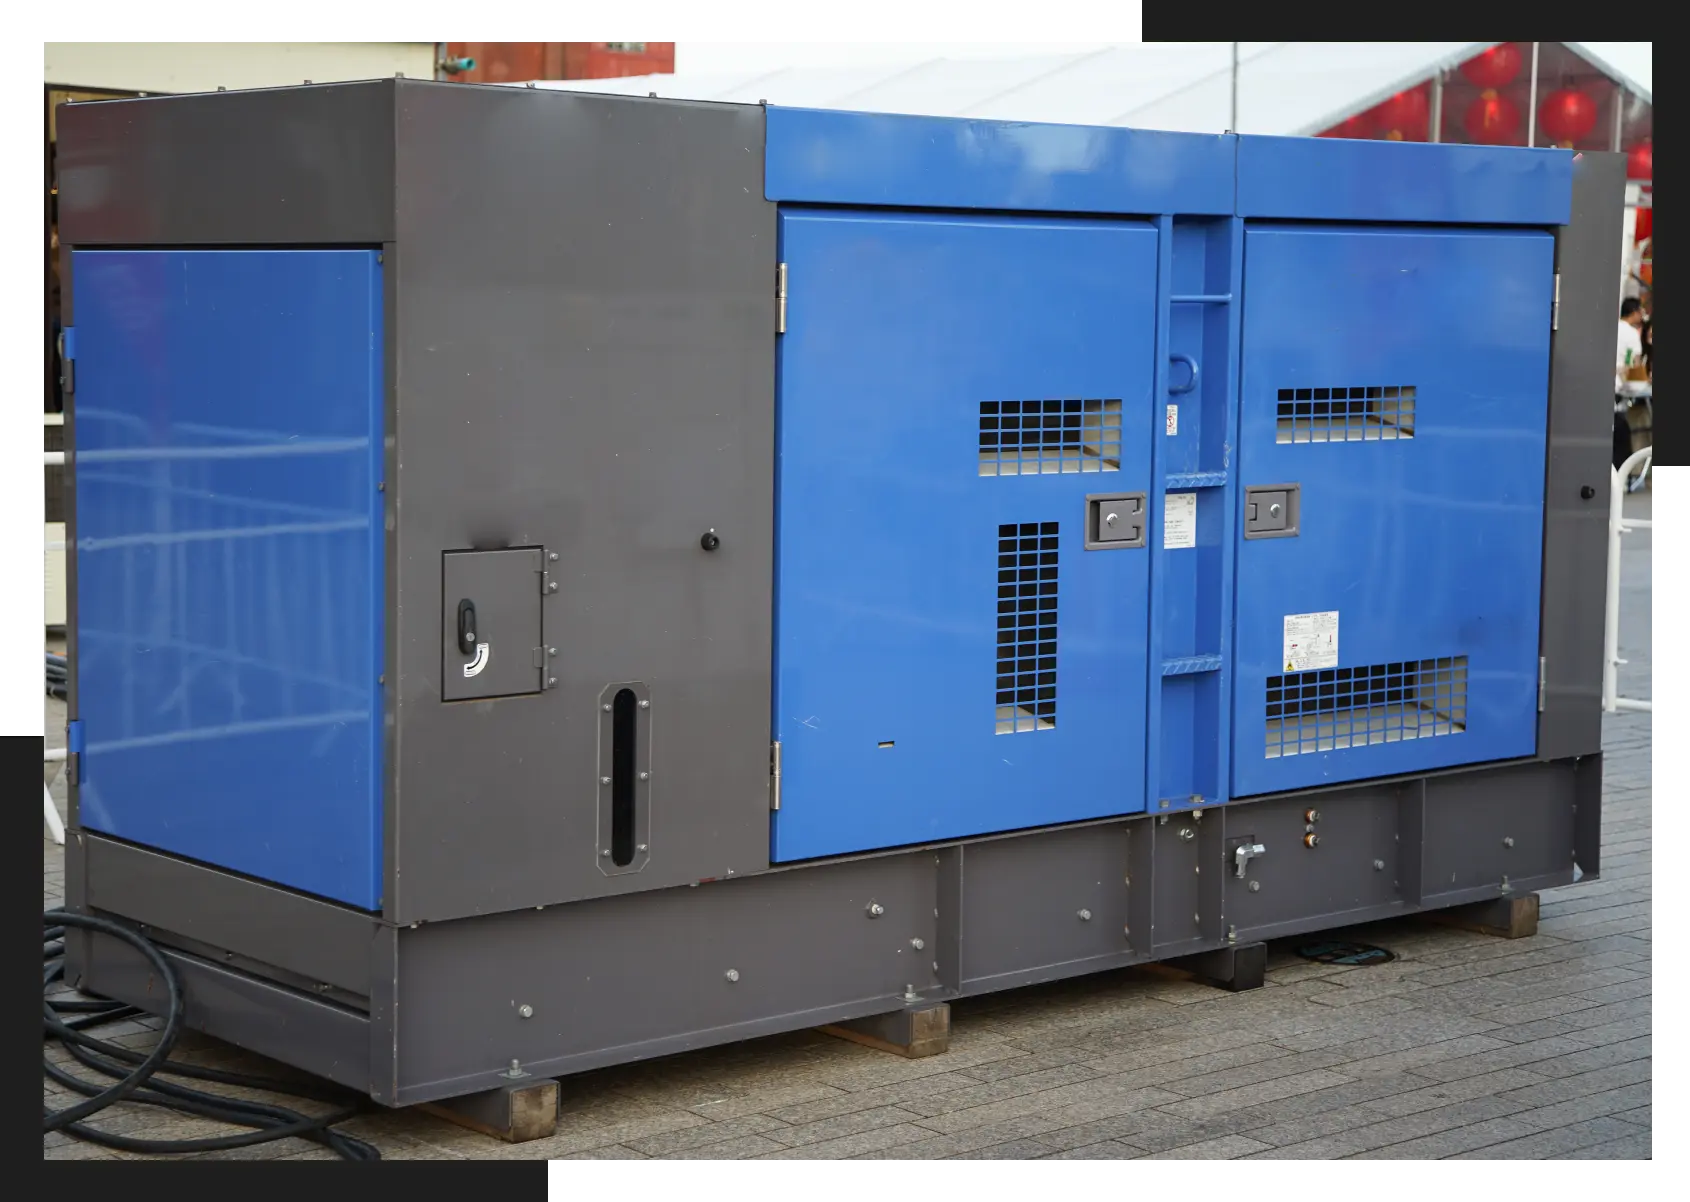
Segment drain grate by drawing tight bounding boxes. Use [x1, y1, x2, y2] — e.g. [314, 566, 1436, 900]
[1294, 940, 1396, 966]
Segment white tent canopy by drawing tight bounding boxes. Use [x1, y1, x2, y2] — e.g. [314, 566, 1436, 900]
[519, 42, 1650, 136]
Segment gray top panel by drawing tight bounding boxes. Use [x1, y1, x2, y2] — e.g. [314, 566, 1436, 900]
[56, 81, 396, 246]
[386, 83, 777, 922]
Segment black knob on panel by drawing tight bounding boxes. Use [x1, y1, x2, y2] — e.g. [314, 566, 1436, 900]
[700, 530, 721, 552]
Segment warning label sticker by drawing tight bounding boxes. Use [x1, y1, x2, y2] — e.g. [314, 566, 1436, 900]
[1283, 611, 1338, 672]
[1164, 492, 1197, 549]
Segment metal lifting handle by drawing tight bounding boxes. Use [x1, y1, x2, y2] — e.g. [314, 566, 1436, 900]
[1168, 353, 1200, 396]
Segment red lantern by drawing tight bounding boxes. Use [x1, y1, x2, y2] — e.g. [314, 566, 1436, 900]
[1375, 86, 1429, 142]
[1538, 88, 1597, 147]
[1463, 90, 1521, 146]
[1627, 140, 1652, 180]
[1460, 43, 1522, 91]
[1634, 208, 1651, 242]
[1321, 112, 1374, 140]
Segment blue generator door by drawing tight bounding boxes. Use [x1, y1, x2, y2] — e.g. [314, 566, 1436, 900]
[70, 250, 385, 909]
[772, 209, 1160, 861]
[1232, 225, 1554, 798]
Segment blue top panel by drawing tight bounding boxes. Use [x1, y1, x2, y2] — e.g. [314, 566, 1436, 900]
[766, 105, 1235, 217]
[72, 249, 385, 911]
[1236, 135, 1573, 226]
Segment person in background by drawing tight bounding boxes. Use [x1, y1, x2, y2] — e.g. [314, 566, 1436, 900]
[1615, 298, 1645, 471]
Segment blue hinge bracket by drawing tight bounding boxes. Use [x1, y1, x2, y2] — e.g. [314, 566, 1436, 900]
[66, 719, 85, 785]
[60, 326, 76, 394]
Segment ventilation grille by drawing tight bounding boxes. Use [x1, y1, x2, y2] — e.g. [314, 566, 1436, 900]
[1276, 387, 1415, 444]
[1266, 656, 1466, 759]
[996, 522, 1058, 735]
[980, 400, 1122, 476]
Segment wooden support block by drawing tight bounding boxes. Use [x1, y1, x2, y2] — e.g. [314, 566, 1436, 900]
[420, 1077, 559, 1143]
[820, 1002, 950, 1059]
[1424, 892, 1540, 940]
[1162, 942, 1268, 993]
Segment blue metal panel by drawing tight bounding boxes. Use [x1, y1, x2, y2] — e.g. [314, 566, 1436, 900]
[1231, 225, 1553, 798]
[1147, 216, 1247, 816]
[766, 106, 1235, 217]
[773, 208, 1159, 861]
[71, 249, 385, 910]
[1236, 136, 1573, 227]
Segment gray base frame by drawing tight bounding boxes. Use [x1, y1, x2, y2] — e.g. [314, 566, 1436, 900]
[66, 752, 1599, 1108]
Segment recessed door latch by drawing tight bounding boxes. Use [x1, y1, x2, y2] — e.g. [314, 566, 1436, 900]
[1085, 492, 1147, 550]
[1244, 485, 1299, 539]
[1233, 841, 1266, 878]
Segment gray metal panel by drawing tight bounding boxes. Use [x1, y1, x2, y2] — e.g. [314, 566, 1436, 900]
[1150, 814, 1205, 952]
[95, 751, 1588, 1106]
[1538, 151, 1627, 759]
[440, 548, 544, 701]
[55, 83, 396, 246]
[1421, 760, 1578, 902]
[80, 834, 378, 996]
[960, 826, 1132, 988]
[1223, 789, 1403, 933]
[1573, 752, 1603, 882]
[369, 925, 400, 1105]
[387, 83, 776, 922]
[80, 932, 371, 1094]
[392, 853, 936, 1104]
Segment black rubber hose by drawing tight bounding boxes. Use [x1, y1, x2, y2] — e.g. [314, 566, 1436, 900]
[43, 909, 379, 1160]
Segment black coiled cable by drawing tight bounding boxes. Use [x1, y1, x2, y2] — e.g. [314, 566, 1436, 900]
[43, 909, 380, 1160]
[46, 652, 67, 700]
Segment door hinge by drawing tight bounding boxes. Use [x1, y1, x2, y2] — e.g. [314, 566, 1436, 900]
[1538, 656, 1547, 712]
[776, 263, 788, 335]
[60, 326, 75, 394]
[769, 740, 782, 811]
[1551, 273, 1560, 331]
[66, 719, 85, 785]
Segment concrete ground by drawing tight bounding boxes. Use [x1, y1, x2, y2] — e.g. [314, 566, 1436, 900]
[42, 493, 1651, 1160]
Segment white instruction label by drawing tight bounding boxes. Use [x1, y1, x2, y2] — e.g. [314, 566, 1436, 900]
[1164, 492, 1197, 549]
[1165, 403, 1179, 436]
[1283, 610, 1339, 672]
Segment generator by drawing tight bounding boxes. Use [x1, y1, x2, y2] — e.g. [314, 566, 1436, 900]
[54, 80, 1622, 1117]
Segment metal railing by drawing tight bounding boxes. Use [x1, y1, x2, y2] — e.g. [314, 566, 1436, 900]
[1603, 446, 1652, 714]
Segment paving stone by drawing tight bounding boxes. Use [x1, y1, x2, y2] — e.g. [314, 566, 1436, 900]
[1351, 1114, 1540, 1159]
[1046, 1139, 1150, 1159]
[1152, 1070, 1356, 1121]
[760, 1123, 934, 1160]
[664, 1133, 790, 1160]
[1492, 1058, 1651, 1110]
[883, 1114, 1074, 1159]
[1360, 1068, 1555, 1118]
[1448, 1115, 1642, 1159]
[947, 1137, 1056, 1159]
[1249, 1096, 1528, 1159]
[1556, 1132, 1651, 1159]
[1508, 1082, 1654, 1132]
[897, 1062, 1104, 1119]
[624, 1112, 790, 1156]
[1142, 1134, 1271, 1159]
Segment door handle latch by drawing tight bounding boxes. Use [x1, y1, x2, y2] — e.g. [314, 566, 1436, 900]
[1243, 484, 1300, 539]
[456, 599, 478, 656]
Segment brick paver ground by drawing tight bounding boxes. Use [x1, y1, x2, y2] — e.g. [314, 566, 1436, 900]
[42, 494, 1651, 1161]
